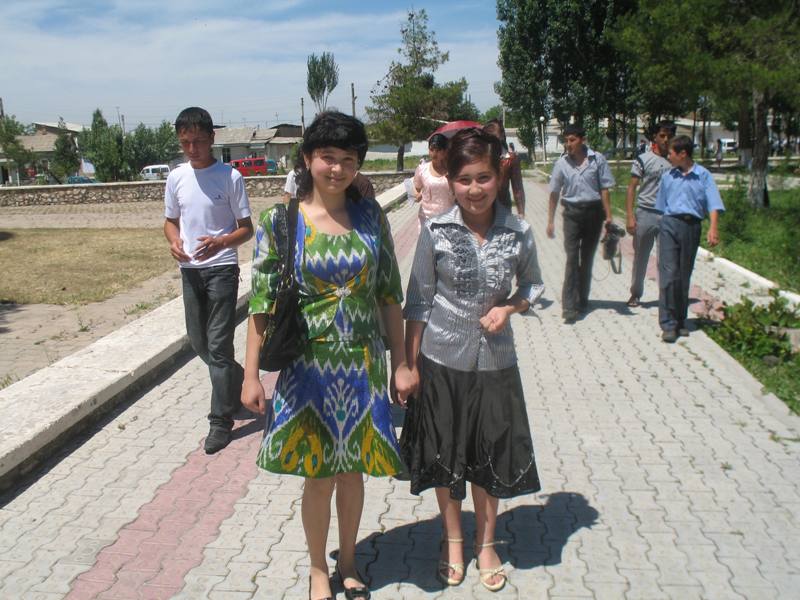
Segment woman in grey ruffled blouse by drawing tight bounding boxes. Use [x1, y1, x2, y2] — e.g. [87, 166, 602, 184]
[400, 128, 543, 592]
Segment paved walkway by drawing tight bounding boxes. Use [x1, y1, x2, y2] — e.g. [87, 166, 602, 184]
[1, 183, 799, 599]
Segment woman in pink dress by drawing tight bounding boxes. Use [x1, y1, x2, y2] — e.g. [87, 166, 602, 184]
[413, 133, 455, 228]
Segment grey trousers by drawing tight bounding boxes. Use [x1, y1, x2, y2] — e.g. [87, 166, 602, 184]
[181, 265, 244, 429]
[657, 215, 701, 332]
[630, 207, 662, 299]
[562, 201, 605, 313]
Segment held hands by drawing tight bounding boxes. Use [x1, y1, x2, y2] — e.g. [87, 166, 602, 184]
[193, 235, 225, 261]
[241, 376, 267, 415]
[480, 305, 511, 334]
[546, 222, 555, 239]
[391, 363, 418, 409]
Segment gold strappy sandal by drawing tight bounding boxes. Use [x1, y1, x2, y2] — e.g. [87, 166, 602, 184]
[437, 537, 465, 586]
[474, 541, 507, 592]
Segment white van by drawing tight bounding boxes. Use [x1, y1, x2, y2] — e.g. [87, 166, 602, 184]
[140, 164, 171, 180]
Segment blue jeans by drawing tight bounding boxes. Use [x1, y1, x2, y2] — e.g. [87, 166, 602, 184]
[657, 215, 701, 332]
[181, 264, 243, 429]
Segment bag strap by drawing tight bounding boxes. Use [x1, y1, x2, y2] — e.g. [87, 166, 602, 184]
[272, 198, 300, 288]
[283, 197, 300, 281]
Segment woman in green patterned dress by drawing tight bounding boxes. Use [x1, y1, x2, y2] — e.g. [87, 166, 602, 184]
[242, 112, 414, 600]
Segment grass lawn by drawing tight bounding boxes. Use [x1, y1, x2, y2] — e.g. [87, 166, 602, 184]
[716, 348, 800, 416]
[702, 187, 800, 293]
[610, 184, 800, 293]
[361, 158, 415, 172]
[0, 228, 175, 305]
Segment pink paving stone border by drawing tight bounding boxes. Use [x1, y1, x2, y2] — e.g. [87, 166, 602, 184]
[65, 205, 421, 599]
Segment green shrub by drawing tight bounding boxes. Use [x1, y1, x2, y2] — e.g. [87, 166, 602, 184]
[707, 291, 799, 361]
[704, 292, 800, 415]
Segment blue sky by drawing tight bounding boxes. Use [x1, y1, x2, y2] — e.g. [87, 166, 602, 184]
[3, 1, 503, 129]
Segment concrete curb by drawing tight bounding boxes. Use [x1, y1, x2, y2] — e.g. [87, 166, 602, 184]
[697, 247, 800, 306]
[0, 183, 407, 484]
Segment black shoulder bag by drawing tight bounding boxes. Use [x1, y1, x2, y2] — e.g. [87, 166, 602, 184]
[258, 198, 307, 371]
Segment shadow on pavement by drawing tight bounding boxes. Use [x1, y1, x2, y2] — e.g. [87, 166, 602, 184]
[580, 299, 634, 316]
[357, 491, 598, 593]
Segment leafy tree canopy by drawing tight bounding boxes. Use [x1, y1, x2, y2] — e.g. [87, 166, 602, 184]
[0, 115, 34, 171]
[50, 119, 81, 182]
[367, 9, 477, 170]
[307, 52, 340, 115]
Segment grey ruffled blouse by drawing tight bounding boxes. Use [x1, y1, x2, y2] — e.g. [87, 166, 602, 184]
[403, 203, 544, 371]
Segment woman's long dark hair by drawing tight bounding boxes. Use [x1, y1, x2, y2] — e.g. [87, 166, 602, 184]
[294, 111, 369, 202]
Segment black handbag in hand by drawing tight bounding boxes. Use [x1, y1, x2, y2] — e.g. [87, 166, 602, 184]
[259, 197, 307, 371]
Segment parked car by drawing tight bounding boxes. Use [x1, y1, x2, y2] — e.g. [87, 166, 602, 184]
[140, 164, 171, 180]
[229, 157, 278, 176]
[66, 175, 96, 184]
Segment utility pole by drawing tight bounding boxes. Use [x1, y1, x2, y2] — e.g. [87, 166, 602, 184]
[0, 97, 5, 119]
[300, 98, 305, 134]
[115, 106, 122, 128]
[502, 105, 506, 125]
[351, 83, 357, 117]
[121, 114, 126, 133]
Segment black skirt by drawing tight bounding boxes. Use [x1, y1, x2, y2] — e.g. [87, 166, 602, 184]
[400, 354, 541, 501]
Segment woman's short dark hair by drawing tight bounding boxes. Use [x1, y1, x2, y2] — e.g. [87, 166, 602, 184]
[175, 107, 214, 136]
[670, 135, 694, 157]
[295, 111, 369, 201]
[446, 128, 502, 180]
[428, 133, 449, 150]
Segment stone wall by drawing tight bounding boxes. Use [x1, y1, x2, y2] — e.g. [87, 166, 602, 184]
[0, 171, 411, 207]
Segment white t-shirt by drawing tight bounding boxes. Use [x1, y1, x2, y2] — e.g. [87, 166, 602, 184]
[284, 170, 297, 197]
[164, 161, 251, 269]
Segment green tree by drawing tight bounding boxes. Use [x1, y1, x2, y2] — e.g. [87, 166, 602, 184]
[617, 0, 800, 208]
[123, 121, 180, 173]
[307, 52, 340, 114]
[50, 120, 81, 182]
[367, 9, 475, 170]
[0, 115, 34, 180]
[77, 109, 128, 182]
[481, 105, 523, 128]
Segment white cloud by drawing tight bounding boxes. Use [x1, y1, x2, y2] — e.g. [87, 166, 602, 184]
[1, 1, 501, 127]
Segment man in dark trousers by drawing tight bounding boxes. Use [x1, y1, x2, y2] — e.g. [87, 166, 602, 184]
[547, 124, 615, 323]
[164, 107, 254, 453]
[656, 135, 724, 343]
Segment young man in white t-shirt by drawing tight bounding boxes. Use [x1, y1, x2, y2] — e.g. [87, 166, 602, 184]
[164, 107, 253, 454]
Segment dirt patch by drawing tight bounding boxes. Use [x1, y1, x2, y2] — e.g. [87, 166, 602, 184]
[0, 196, 279, 387]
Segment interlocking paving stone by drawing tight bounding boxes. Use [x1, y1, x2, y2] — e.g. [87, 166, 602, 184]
[0, 183, 798, 599]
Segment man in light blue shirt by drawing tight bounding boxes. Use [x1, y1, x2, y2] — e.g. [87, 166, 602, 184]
[547, 124, 615, 322]
[655, 135, 724, 342]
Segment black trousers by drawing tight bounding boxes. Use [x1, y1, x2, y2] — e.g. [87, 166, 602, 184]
[657, 215, 702, 332]
[561, 201, 605, 314]
[181, 265, 244, 429]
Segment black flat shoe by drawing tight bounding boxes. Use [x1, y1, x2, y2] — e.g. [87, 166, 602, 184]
[337, 568, 370, 599]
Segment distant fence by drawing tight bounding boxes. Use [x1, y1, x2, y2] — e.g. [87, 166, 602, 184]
[0, 171, 412, 207]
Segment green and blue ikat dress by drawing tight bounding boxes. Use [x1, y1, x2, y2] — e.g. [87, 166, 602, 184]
[249, 197, 404, 478]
